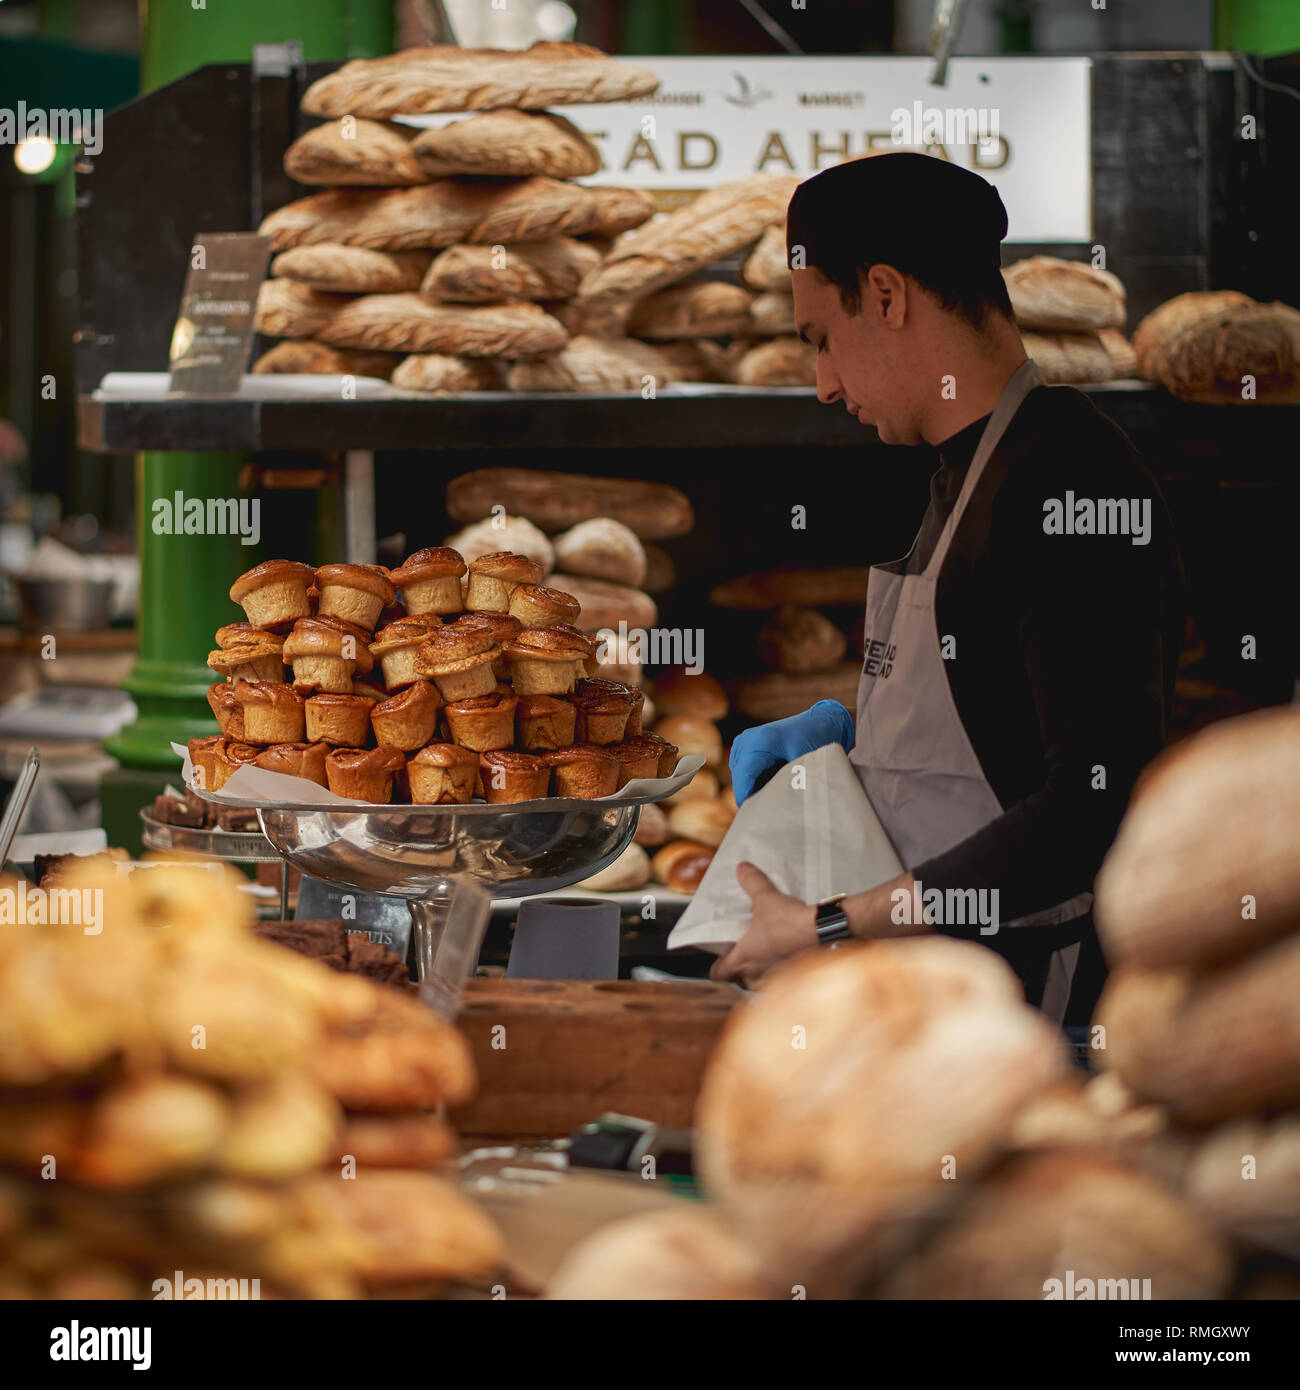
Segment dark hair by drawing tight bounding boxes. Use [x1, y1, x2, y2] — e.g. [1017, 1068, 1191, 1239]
[786, 154, 1015, 329]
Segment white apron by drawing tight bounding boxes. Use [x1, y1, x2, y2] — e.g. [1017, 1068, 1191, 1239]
[848, 360, 1092, 1022]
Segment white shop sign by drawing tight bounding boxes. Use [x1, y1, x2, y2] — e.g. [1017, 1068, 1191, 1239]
[543, 55, 1092, 244]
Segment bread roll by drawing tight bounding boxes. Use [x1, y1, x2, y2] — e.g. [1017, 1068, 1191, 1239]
[423, 238, 601, 305]
[711, 567, 870, 610]
[1022, 331, 1115, 384]
[1095, 706, 1300, 969]
[411, 108, 601, 178]
[667, 797, 735, 848]
[651, 839, 715, 894]
[447, 467, 693, 540]
[504, 335, 703, 393]
[626, 281, 754, 340]
[583, 186, 656, 237]
[316, 295, 567, 358]
[1003, 255, 1126, 332]
[662, 767, 717, 807]
[547, 574, 656, 632]
[756, 605, 847, 674]
[633, 801, 669, 847]
[696, 939, 1068, 1295]
[730, 664, 861, 722]
[1098, 328, 1138, 380]
[251, 340, 400, 379]
[445, 515, 555, 574]
[731, 337, 816, 387]
[271, 244, 433, 294]
[575, 841, 651, 892]
[1094, 934, 1300, 1124]
[653, 715, 722, 768]
[284, 118, 424, 186]
[258, 179, 599, 253]
[579, 175, 799, 306]
[1132, 290, 1300, 401]
[649, 668, 727, 720]
[390, 354, 504, 393]
[301, 41, 661, 119]
[254, 278, 351, 339]
[552, 518, 647, 588]
[743, 225, 791, 290]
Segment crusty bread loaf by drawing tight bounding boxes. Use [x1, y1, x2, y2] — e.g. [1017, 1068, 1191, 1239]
[546, 574, 657, 632]
[447, 468, 693, 540]
[251, 340, 401, 379]
[649, 668, 727, 721]
[552, 518, 647, 588]
[731, 336, 816, 386]
[423, 238, 601, 304]
[729, 663, 861, 721]
[1095, 706, 1300, 969]
[411, 108, 601, 179]
[1021, 331, 1115, 384]
[271, 244, 432, 294]
[1098, 328, 1138, 379]
[667, 797, 735, 849]
[575, 840, 652, 892]
[1132, 290, 1300, 401]
[579, 175, 799, 306]
[504, 335, 707, 392]
[633, 801, 669, 848]
[259, 179, 600, 252]
[711, 566, 870, 610]
[653, 715, 723, 768]
[748, 291, 795, 336]
[254, 278, 352, 339]
[756, 605, 848, 674]
[445, 515, 555, 573]
[315, 294, 567, 357]
[743, 225, 791, 290]
[1003, 256, 1126, 332]
[390, 354, 504, 393]
[284, 118, 425, 186]
[301, 41, 661, 119]
[626, 281, 754, 340]
[583, 186, 656, 237]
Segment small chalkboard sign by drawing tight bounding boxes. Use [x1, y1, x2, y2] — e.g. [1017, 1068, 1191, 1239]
[167, 233, 271, 397]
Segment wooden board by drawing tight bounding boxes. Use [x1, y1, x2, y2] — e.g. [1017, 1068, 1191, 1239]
[450, 978, 737, 1137]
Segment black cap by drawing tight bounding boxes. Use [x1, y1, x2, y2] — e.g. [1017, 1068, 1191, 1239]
[786, 152, 1009, 286]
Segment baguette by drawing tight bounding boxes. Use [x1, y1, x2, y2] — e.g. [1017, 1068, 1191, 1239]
[316, 295, 568, 358]
[743, 225, 791, 290]
[271, 244, 432, 294]
[731, 336, 816, 386]
[411, 108, 601, 179]
[748, 291, 795, 336]
[710, 567, 870, 609]
[627, 281, 754, 340]
[423, 238, 601, 304]
[729, 664, 861, 721]
[583, 186, 656, 237]
[447, 466, 694, 540]
[251, 340, 400, 379]
[504, 335, 704, 392]
[284, 118, 425, 186]
[253, 278, 351, 339]
[301, 41, 661, 119]
[390, 354, 504, 393]
[259, 179, 600, 253]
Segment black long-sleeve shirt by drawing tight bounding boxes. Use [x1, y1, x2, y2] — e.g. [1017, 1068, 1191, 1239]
[898, 383, 1183, 941]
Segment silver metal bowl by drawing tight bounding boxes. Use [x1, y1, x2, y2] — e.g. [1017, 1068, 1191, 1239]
[10, 576, 115, 632]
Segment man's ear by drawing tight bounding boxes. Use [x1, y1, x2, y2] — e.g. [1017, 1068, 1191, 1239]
[864, 264, 909, 329]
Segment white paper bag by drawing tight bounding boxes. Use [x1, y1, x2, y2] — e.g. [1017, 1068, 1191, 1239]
[667, 743, 903, 955]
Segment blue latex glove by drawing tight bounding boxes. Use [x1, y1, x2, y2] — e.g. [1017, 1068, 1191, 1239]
[729, 700, 856, 806]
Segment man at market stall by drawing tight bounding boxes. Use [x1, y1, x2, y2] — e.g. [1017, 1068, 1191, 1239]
[713, 152, 1183, 1024]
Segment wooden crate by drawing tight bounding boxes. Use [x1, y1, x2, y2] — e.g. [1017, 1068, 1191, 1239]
[450, 979, 738, 1137]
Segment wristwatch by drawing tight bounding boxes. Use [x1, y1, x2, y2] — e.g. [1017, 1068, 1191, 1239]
[813, 892, 852, 946]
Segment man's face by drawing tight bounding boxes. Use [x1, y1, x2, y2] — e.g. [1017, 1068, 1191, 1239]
[792, 266, 916, 444]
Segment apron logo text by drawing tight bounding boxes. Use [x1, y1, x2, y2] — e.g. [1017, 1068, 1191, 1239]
[862, 637, 897, 678]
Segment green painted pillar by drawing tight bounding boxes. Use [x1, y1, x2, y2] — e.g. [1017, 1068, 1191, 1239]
[102, 0, 392, 845]
[1216, 0, 1300, 54]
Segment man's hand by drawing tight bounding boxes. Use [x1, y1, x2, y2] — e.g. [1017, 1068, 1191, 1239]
[710, 861, 818, 989]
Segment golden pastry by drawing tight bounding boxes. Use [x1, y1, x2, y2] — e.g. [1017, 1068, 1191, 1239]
[371, 679, 441, 751]
[441, 687, 518, 752]
[412, 624, 500, 702]
[572, 677, 634, 745]
[653, 714, 722, 767]
[187, 735, 227, 793]
[625, 685, 646, 736]
[229, 559, 316, 631]
[369, 616, 442, 691]
[283, 616, 375, 693]
[206, 636, 285, 684]
[253, 741, 330, 787]
[464, 550, 543, 613]
[388, 546, 467, 617]
[314, 562, 397, 630]
[547, 744, 619, 799]
[407, 742, 479, 804]
[214, 621, 277, 649]
[507, 581, 580, 629]
[232, 681, 306, 745]
[212, 740, 263, 790]
[514, 692, 577, 751]
[609, 738, 661, 789]
[304, 692, 376, 747]
[207, 681, 245, 740]
[501, 625, 590, 695]
[479, 749, 550, 803]
[325, 746, 406, 802]
[625, 731, 679, 778]
[457, 611, 522, 678]
[548, 621, 600, 677]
